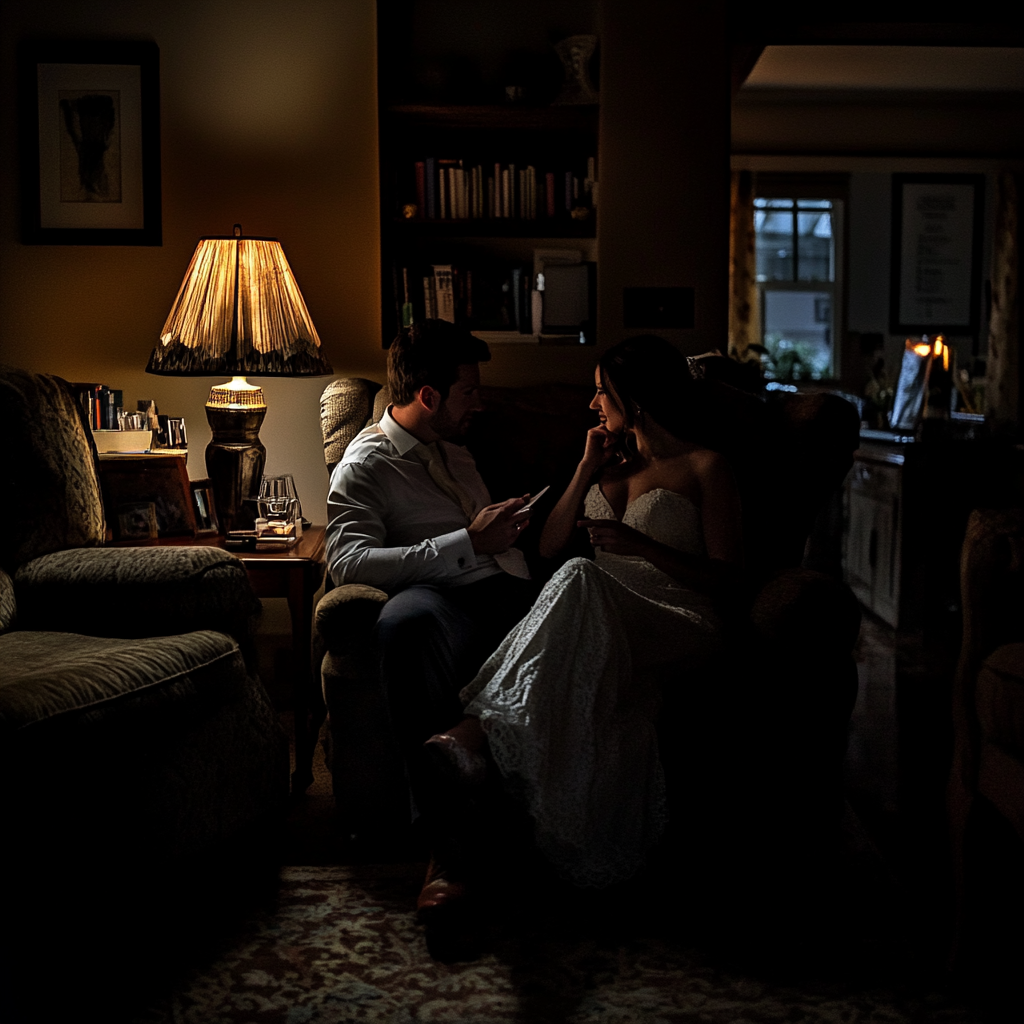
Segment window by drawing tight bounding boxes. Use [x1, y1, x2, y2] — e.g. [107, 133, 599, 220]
[754, 195, 843, 380]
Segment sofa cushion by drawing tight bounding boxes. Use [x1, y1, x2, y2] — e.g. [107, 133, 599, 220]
[13, 546, 261, 652]
[0, 629, 242, 738]
[0, 366, 105, 572]
[977, 642, 1024, 760]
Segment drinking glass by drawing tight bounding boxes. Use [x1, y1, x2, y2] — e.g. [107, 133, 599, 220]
[257, 475, 303, 537]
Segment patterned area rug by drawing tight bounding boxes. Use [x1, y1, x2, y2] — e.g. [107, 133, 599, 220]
[132, 863, 982, 1024]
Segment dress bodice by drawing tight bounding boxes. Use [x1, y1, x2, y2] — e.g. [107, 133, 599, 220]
[584, 485, 706, 559]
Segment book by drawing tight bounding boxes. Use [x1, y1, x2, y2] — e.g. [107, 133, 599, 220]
[414, 161, 426, 217]
[423, 275, 437, 319]
[432, 265, 455, 322]
[425, 157, 436, 219]
[401, 267, 414, 327]
[546, 172, 556, 217]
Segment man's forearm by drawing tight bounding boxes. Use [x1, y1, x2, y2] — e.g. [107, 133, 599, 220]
[327, 528, 477, 591]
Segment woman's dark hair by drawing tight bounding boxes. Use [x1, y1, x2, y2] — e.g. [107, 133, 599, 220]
[387, 319, 490, 406]
[598, 335, 698, 441]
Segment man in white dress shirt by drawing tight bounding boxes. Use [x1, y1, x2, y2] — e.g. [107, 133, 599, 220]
[326, 319, 535, 922]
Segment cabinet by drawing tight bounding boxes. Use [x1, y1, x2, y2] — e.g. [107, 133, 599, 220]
[845, 452, 903, 627]
[844, 437, 1017, 630]
[376, 3, 600, 348]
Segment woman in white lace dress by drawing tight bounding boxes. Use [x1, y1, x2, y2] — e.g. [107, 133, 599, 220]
[428, 336, 745, 888]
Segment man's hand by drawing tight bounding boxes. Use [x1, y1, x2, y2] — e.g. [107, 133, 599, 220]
[578, 518, 654, 557]
[468, 496, 530, 554]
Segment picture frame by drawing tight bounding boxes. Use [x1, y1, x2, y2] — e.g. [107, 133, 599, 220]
[889, 173, 984, 336]
[190, 478, 220, 536]
[116, 501, 159, 540]
[98, 454, 195, 539]
[19, 40, 161, 246]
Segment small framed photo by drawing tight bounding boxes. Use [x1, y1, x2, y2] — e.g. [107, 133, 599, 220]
[190, 478, 220, 536]
[98, 454, 196, 540]
[116, 502, 158, 540]
[18, 40, 162, 245]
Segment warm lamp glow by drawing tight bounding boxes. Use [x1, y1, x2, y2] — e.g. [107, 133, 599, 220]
[146, 225, 332, 377]
[146, 225, 332, 532]
[207, 375, 266, 409]
[913, 343, 932, 357]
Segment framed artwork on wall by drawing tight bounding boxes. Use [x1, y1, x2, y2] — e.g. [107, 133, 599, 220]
[889, 173, 984, 336]
[18, 40, 162, 245]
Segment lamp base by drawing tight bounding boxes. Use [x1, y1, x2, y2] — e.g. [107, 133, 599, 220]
[205, 405, 267, 532]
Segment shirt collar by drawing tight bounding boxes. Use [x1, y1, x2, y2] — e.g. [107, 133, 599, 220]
[379, 406, 423, 456]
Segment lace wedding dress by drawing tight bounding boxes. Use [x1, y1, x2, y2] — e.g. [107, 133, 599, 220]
[461, 484, 723, 887]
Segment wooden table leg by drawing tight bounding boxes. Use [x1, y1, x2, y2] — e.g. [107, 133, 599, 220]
[287, 561, 324, 795]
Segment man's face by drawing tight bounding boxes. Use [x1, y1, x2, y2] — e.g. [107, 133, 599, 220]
[430, 363, 483, 438]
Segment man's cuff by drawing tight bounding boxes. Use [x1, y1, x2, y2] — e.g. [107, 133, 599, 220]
[435, 529, 478, 575]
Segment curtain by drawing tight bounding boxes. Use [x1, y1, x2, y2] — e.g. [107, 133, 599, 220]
[728, 170, 759, 363]
[986, 171, 1020, 433]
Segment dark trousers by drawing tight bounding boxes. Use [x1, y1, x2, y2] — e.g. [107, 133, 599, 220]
[375, 572, 535, 823]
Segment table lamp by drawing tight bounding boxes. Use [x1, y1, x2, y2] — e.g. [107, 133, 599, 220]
[146, 225, 332, 531]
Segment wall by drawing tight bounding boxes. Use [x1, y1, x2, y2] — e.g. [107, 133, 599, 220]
[731, 154, 1018, 390]
[0, 0, 381, 525]
[732, 75, 1024, 394]
[598, 0, 729, 359]
[0, 0, 735, 522]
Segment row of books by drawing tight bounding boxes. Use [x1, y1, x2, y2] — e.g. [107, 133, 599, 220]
[70, 383, 122, 430]
[403, 157, 597, 222]
[392, 261, 534, 335]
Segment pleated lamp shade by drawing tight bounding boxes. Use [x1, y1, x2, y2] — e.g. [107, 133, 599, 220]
[146, 227, 332, 378]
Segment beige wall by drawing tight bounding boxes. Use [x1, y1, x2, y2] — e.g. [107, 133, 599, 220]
[0, 1, 734, 522]
[0, 0, 382, 525]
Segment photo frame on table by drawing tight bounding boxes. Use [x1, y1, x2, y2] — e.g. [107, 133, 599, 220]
[889, 173, 984, 336]
[190, 478, 220, 536]
[98, 454, 195, 540]
[19, 40, 161, 245]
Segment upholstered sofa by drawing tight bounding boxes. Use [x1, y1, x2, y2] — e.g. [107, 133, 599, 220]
[0, 366, 289, 1019]
[313, 361, 863, 872]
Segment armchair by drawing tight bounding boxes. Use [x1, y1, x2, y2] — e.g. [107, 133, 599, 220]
[0, 366, 288, 1018]
[949, 507, 1024, 977]
[314, 367, 862, 861]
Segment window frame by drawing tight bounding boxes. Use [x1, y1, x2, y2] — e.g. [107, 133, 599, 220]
[754, 173, 849, 383]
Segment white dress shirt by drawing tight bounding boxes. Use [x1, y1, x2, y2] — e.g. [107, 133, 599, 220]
[325, 408, 527, 592]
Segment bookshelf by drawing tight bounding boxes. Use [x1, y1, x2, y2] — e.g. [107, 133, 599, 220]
[376, 3, 600, 347]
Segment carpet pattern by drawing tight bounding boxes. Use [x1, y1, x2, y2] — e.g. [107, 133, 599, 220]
[133, 864, 982, 1024]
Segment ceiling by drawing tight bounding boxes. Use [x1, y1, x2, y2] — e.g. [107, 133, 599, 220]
[743, 46, 1024, 92]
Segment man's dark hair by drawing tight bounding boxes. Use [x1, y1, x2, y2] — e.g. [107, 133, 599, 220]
[387, 319, 491, 406]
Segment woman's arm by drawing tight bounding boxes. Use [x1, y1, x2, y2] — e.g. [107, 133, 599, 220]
[578, 519, 741, 596]
[539, 426, 618, 560]
[578, 451, 747, 598]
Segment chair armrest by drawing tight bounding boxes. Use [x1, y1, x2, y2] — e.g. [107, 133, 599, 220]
[749, 568, 861, 662]
[12, 547, 261, 661]
[313, 583, 389, 656]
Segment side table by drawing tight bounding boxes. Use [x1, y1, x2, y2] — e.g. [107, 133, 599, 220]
[108, 526, 326, 794]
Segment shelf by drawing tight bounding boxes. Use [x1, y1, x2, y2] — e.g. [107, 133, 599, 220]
[385, 104, 599, 132]
[475, 331, 592, 346]
[389, 218, 596, 239]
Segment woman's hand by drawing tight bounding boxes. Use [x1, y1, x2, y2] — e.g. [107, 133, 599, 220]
[581, 425, 619, 474]
[578, 518, 654, 557]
